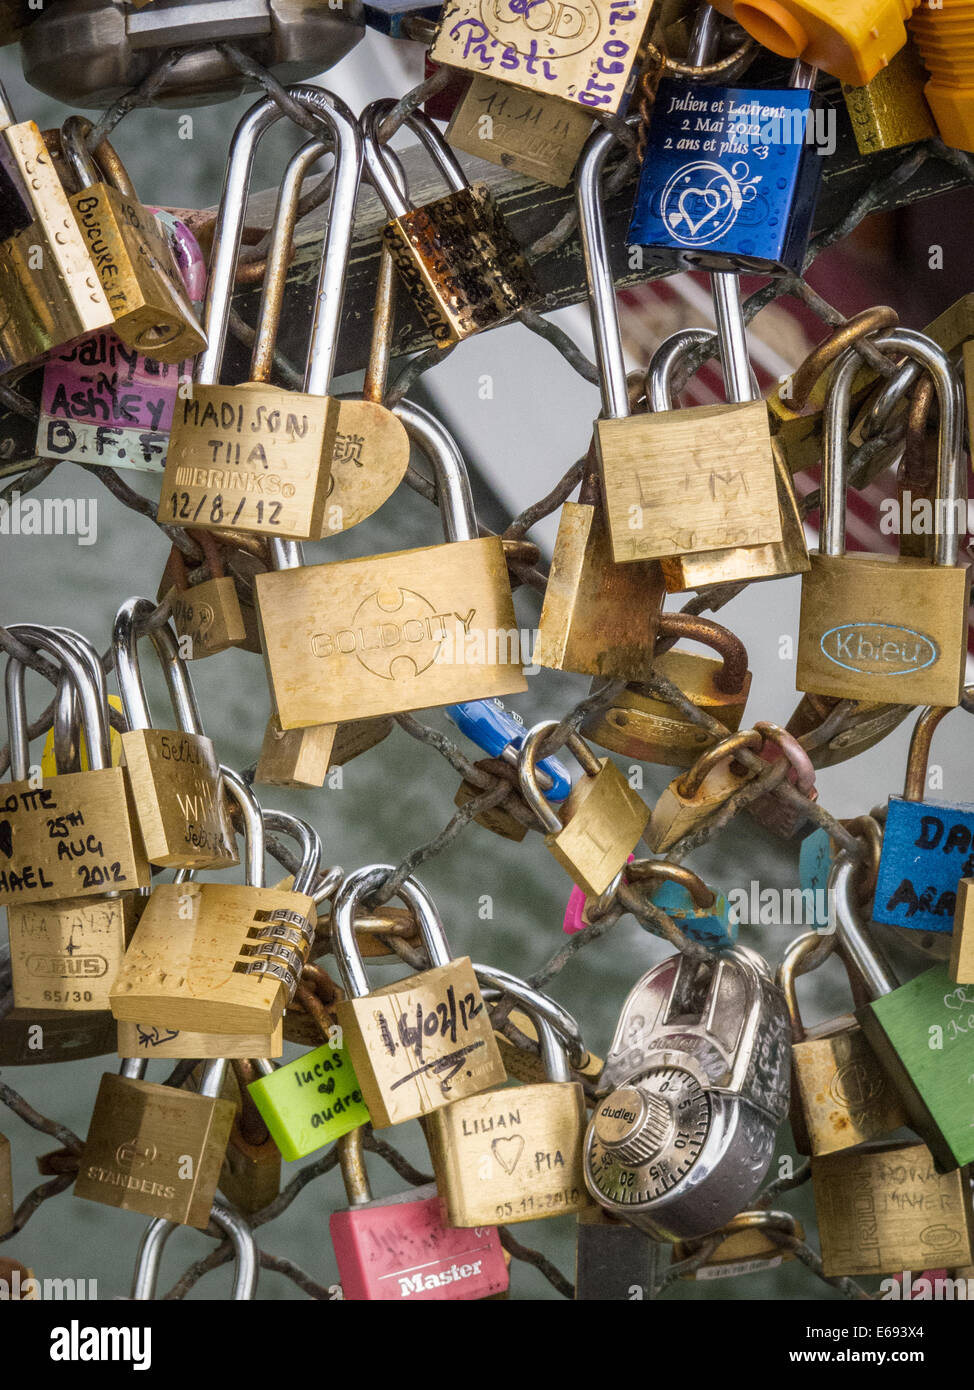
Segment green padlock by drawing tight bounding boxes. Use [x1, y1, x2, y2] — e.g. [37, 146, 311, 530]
[833, 850, 974, 1174]
[247, 1041, 371, 1162]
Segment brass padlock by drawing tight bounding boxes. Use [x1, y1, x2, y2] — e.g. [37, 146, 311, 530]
[812, 1139, 974, 1278]
[534, 453, 666, 681]
[361, 99, 539, 346]
[796, 329, 970, 708]
[581, 613, 752, 768]
[517, 722, 649, 898]
[672, 1210, 805, 1279]
[646, 728, 764, 853]
[332, 865, 506, 1128]
[446, 75, 594, 188]
[157, 535, 249, 659]
[0, 84, 114, 372]
[0, 625, 150, 909]
[115, 596, 237, 870]
[577, 128, 782, 568]
[785, 691, 913, 770]
[159, 86, 362, 541]
[645, 319, 809, 592]
[59, 116, 205, 364]
[426, 968, 592, 1226]
[250, 133, 410, 541]
[74, 1056, 236, 1229]
[842, 40, 937, 154]
[110, 773, 318, 1035]
[778, 928, 907, 1158]
[218, 1059, 282, 1215]
[255, 404, 527, 728]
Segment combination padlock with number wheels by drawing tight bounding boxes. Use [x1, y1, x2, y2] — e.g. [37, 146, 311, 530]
[425, 968, 592, 1226]
[110, 773, 318, 1035]
[583, 944, 791, 1240]
[796, 330, 970, 708]
[114, 596, 237, 871]
[332, 865, 506, 1128]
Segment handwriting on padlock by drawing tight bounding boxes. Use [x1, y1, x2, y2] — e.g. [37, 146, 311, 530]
[375, 986, 488, 1094]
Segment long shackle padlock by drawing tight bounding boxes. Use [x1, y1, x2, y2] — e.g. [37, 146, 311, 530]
[114, 596, 237, 870]
[158, 86, 363, 542]
[577, 122, 783, 570]
[796, 328, 970, 708]
[130, 1200, 258, 1300]
[646, 326, 810, 592]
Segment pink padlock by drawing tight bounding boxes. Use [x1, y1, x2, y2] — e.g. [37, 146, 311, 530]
[329, 1129, 509, 1301]
[744, 722, 817, 840]
[564, 856, 634, 934]
[34, 211, 206, 474]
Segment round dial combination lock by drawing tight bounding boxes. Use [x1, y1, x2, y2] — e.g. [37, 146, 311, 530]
[585, 1067, 711, 1206]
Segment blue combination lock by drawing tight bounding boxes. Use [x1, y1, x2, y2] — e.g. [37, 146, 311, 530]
[628, 68, 824, 277]
[446, 700, 571, 802]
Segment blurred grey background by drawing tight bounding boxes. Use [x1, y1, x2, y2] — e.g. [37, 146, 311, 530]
[2, 28, 974, 1302]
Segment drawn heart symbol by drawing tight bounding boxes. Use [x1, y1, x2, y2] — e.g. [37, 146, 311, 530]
[674, 183, 724, 238]
[0, 820, 11, 859]
[943, 987, 973, 1011]
[491, 1134, 524, 1176]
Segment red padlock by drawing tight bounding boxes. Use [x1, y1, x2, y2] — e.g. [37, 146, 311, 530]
[329, 1127, 509, 1301]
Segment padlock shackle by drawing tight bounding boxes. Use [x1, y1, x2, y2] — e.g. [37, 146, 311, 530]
[332, 865, 453, 999]
[711, 273, 758, 405]
[360, 98, 469, 222]
[784, 307, 898, 415]
[627, 860, 717, 911]
[5, 626, 110, 779]
[221, 765, 265, 888]
[262, 808, 322, 896]
[473, 963, 585, 1074]
[821, 328, 964, 566]
[903, 705, 954, 801]
[60, 115, 138, 198]
[752, 720, 816, 796]
[648, 327, 760, 411]
[337, 1126, 372, 1206]
[53, 669, 80, 773]
[130, 1201, 258, 1300]
[829, 851, 899, 999]
[113, 596, 205, 736]
[393, 399, 478, 542]
[576, 121, 641, 422]
[776, 929, 835, 1042]
[656, 611, 749, 695]
[676, 728, 762, 799]
[195, 85, 362, 393]
[517, 721, 602, 834]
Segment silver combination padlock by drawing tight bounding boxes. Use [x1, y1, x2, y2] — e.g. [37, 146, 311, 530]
[21, 0, 364, 109]
[583, 946, 790, 1241]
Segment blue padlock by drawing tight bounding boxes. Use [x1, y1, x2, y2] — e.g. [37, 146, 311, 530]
[446, 699, 571, 801]
[799, 826, 834, 930]
[363, 0, 441, 38]
[873, 707, 974, 936]
[637, 862, 737, 949]
[628, 69, 824, 277]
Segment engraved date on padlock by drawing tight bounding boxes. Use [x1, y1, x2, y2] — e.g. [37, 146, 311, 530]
[373, 982, 488, 1092]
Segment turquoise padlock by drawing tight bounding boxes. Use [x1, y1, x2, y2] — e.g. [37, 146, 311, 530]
[799, 827, 834, 930]
[639, 864, 737, 950]
[248, 1041, 371, 1162]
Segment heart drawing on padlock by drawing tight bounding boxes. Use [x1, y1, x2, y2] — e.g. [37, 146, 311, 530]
[491, 1134, 524, 1175]
[0, 820, 12, 858]
[674, 183, 725, 238]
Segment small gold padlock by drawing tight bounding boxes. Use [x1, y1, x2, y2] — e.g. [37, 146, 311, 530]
[425, 968, 592, 1226]
[158, 534, 249, 659]
[646, 728, 764, 853]
[672, 1210, 805, 1279]
[517, 722, 649, 897]
[841, 40, 936, 154]
[59, 117, 205, 363]
[446, 75, 594, 187]
[332, 866, 506, 1129]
